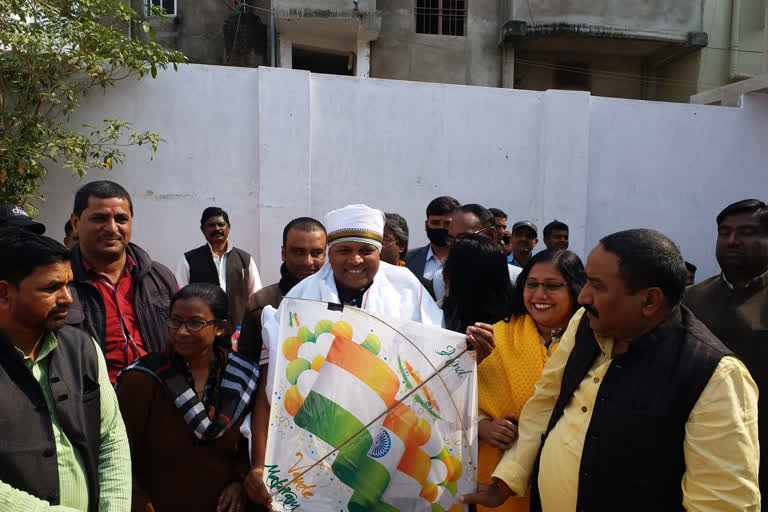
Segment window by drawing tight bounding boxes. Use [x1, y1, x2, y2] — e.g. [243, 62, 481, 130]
[146, 0, 176, 16]
[292, 47, 354, 76]
[415, 0, 466, 36]
[554, 62, 590, 91]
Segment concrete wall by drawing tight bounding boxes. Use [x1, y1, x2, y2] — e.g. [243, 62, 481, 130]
[586, 93, 768, 273]
[511, 0, 703, 35]
[34, 65, 768, 285]
[371, 0, 501, 87]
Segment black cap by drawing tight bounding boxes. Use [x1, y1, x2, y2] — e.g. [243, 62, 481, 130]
[512, 220, 537, 236]
[0, 205, 46, 234]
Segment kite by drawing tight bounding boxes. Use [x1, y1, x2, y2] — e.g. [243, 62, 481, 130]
[262, 298, 478, 512]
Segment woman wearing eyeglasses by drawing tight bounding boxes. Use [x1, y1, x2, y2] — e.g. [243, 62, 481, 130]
[476, 248, 586, 512]
[116, 283, 263, 512]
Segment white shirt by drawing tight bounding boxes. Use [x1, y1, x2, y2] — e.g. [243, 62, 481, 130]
[175, 240, 262, 295]
[259, 261, 444, 369]
[422, 245, 444, 281]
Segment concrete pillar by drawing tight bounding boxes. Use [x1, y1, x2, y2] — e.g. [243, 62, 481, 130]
[501, 46, 515, 88]
[256, 68, 312, 283]
[764, 0, 768, 72]
[279, 37, 292, 68]
[356, 41, 371, 78]
[536, 90, 591, 257]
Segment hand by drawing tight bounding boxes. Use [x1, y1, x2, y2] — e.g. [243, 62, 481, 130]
[479, 416, 518, 450]
[467, 323, 495, 364]
[460, 482, 512, 507]
[244, 466, 273, 509]
[217, 481, 245, 512]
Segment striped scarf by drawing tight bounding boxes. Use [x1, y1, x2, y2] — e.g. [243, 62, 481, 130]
[119, 349, 260, 440]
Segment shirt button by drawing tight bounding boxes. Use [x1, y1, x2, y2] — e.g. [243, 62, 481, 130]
[581, 406, 588, 413]
[42, 448, 55, 457]
[593, 377, 600, 383]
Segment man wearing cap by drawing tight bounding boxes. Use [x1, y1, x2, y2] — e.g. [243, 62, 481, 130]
[244, 204, 495, 506]
[508, 221, 538, 268]
[0, 204, 46, 234]
[271, 204, 442, 321]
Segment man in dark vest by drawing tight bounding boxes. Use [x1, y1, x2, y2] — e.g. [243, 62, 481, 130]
[0, 229, 130, 511]
[461, 229, 759, 511]
[175, 207, 262, 336]
[67, 180, 178, 383]
[684, 198, 768, 499]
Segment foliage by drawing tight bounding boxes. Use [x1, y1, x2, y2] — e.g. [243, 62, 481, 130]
[0, 0, 187, 210]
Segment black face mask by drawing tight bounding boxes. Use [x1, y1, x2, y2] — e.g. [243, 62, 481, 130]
[426, 227, 450, 247]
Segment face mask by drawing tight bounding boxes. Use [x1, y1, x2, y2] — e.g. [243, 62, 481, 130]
[426, 227, 449, 247]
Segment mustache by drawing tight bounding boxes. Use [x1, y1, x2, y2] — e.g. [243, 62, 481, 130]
[49, 305, 70, 316]
[99, 235, 123, 240]
[583, 304, 599, 318]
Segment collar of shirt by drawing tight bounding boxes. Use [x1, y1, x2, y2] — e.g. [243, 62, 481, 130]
[425, 244, 438, 263]
[336, 281, 373, 307]
[14, 331, 58, 366]
[721, 269, 768, 291]
[207, 240, 234, 258]
[82, 253, 136, 281]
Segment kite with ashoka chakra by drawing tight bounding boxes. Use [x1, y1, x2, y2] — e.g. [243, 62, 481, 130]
[263, 298, 478, 512]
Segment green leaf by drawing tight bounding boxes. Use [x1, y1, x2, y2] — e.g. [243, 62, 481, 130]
[0, 0, 185, 206]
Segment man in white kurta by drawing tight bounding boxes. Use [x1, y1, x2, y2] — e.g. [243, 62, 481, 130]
[262, 204, 443, 362]
[245, 204, 493, 507]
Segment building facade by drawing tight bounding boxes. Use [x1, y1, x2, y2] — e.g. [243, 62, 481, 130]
[136, 0, 767, 103]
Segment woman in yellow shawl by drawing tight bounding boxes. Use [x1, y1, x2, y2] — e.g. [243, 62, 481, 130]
[477, 248, 586, 512]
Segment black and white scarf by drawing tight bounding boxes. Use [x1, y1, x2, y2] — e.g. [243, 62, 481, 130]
[119, 350, 260, 440]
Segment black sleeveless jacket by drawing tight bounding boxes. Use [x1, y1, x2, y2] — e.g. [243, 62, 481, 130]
[185, 244, 251, 333]
[0, 325, 101, 511]
[531, 307, 734, 512]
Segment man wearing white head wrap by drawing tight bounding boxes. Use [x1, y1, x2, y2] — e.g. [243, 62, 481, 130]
[274, 204, 443, 322]
[244, 204, 496, 506]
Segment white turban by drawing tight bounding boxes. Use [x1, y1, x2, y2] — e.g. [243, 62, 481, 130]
[324, 204, 385, 251]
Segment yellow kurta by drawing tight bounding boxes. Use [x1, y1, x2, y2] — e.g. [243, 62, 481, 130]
[477, 313, 553, 512]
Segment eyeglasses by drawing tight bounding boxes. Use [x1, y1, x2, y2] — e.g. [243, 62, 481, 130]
[524, 281, 568, 293]
[167, 318, 217, 332]
[448, 226, 495, 244]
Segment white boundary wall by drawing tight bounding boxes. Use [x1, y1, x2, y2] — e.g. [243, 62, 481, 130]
[36, 65, 768, 284]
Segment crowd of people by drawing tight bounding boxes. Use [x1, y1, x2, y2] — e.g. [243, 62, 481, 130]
[0, 180, 764, 512]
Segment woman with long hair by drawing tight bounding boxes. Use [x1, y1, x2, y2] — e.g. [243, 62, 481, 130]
[441, 234, 514, 333]
[477, 249, 587, 512]
[116, 283, 262, 512]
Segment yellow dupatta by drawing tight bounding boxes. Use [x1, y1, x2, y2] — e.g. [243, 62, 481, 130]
[476, 313, 555, 512]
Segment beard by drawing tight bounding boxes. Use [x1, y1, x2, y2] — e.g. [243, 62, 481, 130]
[44, 305, 71, 330]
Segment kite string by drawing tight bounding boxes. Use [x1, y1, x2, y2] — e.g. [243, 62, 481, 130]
[282, 297, 478, 468]
[268, 346, 471, 499]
